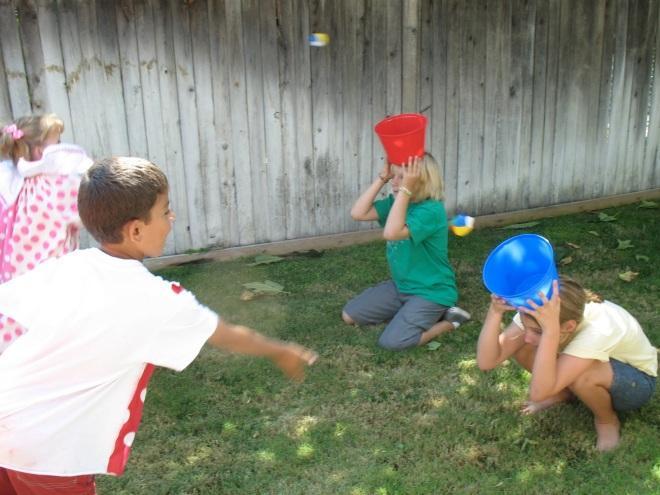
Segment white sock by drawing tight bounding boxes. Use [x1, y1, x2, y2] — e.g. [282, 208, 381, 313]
[451, 321, 460, 329]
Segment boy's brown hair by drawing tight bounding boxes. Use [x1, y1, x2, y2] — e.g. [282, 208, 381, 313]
[78, 157, 169, 244]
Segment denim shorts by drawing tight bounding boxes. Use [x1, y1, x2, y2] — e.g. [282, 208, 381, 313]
[609, 358, 657, 412]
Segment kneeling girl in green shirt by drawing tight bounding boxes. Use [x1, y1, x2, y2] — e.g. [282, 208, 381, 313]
[342, 154, 469, 350]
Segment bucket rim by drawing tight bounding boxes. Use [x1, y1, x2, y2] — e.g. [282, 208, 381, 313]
[374, 113, 428, 137]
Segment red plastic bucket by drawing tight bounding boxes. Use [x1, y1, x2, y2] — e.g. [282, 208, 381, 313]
[374, 113, 427, 165]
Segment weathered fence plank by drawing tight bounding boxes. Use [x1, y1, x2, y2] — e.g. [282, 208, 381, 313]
[1, 0, 32, 117]
[207, 0, 240, 247]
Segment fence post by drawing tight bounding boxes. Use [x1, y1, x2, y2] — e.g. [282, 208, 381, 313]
[402, 0, 420, 113]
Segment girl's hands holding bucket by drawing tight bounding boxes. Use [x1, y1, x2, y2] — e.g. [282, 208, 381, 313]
[488, 294, 516, 316]
[402, 155, 422, 192]
[379, 161, 393, 183]
[518, 280, 562, 336]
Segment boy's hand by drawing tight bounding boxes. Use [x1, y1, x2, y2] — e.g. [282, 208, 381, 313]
[272, 343, 318, 382]
[401, 155, 421, 191]
[488, 294, 515, 316]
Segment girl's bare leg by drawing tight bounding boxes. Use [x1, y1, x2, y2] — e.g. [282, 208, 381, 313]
[568, 361, 619, 451]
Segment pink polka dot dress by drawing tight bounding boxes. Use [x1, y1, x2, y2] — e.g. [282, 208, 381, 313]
[0, 144, 92, 353]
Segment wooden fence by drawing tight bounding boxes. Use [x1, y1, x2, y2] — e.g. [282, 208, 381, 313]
[0, 0, 658, 255]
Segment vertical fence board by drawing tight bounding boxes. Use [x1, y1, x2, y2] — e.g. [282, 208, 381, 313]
[16, 1, 48, 114]
[188, 0, 222, 246]
[645, 1, 660, 185]
[171, 0, 207, 248]
[418, 0, 432, 116]
[259, 0, 287, 241]
[592, 0, 614, 200]
[93, 1, 131, 155]
[35, 1, 74, 140]
[57, 0, 97, 153]
[443, 0, 461, 213]
[309, 0, 337, 234]
[528, 0, 549, 208]
[115, 1, 148, 158]
[627, 0, 655, 191]
[225, 0, 255, 245]
[354, 0, 378, 232]
[241, 0, 271, 243]
[0, 45, 12, 122]
[1, 0, 32, 116]
[402, 0, 419, 113]
[429, 0, 447, 196]
[481, 0, 500, 214]
[206, 0, 239, 247]
[607, 1, 633, 196]
[277, 0, 316, 239]
[581, 1, 606, 200]
[385, 2, 402, 117]
[339, 0, 359, 232]
[370, 0, 387, 171]
[77, 1, 121, 155]
[539, 0, 561, 208]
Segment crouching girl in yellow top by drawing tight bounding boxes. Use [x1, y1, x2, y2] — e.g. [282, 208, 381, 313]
[476, 277, 657, 451]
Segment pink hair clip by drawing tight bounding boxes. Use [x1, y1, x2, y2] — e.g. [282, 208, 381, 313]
[2, 124, 24, 140]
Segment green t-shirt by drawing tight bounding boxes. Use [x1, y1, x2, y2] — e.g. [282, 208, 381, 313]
[374, 195, 458, 306]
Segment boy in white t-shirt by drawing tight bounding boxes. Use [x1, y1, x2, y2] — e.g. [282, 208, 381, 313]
[477, 276, 657, 452]
[0, 157, 317, 495]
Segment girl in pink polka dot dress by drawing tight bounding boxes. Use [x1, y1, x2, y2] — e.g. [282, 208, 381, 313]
[0, 114, 92, 353]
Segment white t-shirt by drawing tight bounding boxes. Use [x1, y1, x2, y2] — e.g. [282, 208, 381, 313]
[513, 300, 657, 377]
[0, 248, 218, 476]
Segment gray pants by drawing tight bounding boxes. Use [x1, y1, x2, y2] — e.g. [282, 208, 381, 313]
[343, 280, 448, 351]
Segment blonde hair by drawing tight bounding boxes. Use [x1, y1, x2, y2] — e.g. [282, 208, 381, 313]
[0, 113, 64, 163]
[411, 152, 444, 202]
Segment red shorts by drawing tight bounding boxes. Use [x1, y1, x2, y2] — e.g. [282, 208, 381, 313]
[0, 467, 96, 495]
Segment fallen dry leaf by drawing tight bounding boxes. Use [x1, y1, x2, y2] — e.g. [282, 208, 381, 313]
[240, 290, 256, 301]
[618, 270, 639, 282]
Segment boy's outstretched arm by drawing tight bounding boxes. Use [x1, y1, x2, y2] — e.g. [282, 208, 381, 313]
[207, 321, 318, 381]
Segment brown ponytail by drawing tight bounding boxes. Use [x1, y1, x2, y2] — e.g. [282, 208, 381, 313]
[557, 275, 602, 349]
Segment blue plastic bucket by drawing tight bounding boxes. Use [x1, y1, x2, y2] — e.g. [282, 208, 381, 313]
[482, 234, 558, 308]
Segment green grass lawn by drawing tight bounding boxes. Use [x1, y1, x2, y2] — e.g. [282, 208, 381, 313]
[98, 202, 660, 495]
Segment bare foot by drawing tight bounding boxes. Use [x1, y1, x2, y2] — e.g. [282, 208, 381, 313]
[595, 420, 620, 452]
